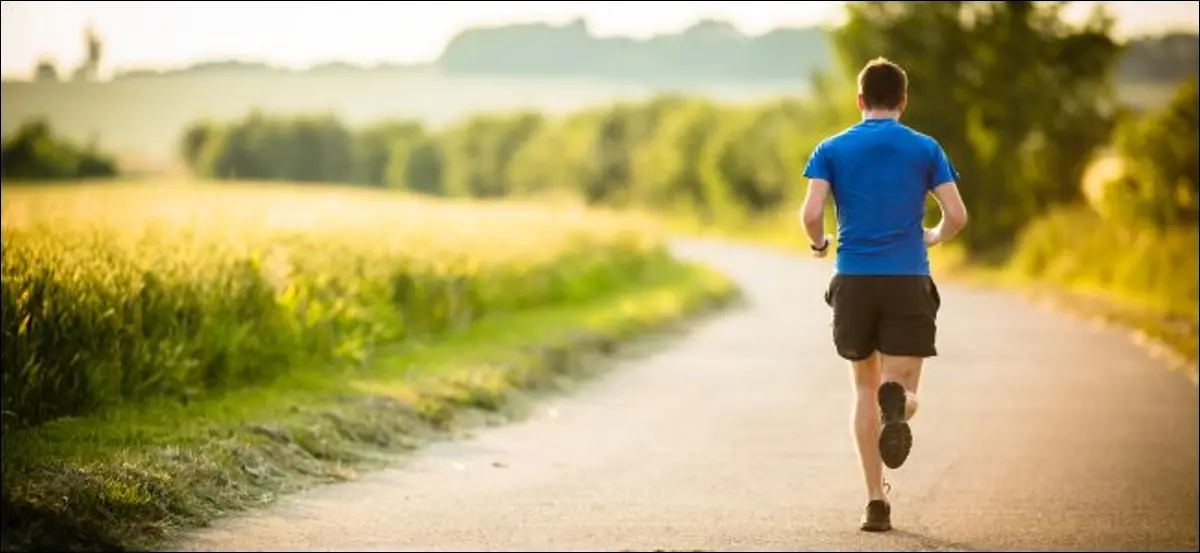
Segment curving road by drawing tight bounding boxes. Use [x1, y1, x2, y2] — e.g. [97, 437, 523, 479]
[180, 238, 1199, 552]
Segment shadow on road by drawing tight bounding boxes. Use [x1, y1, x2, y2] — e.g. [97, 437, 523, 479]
[884, 528, 980, 551]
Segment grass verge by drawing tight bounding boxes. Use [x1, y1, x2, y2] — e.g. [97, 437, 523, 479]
[0, 259, 738, 553]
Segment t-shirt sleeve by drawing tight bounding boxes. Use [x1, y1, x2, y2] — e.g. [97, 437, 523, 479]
[803, 141, 833, 183]
[928, 142, 959, 191]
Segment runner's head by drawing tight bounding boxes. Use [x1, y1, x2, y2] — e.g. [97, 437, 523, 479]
[857, 57, 908, 113]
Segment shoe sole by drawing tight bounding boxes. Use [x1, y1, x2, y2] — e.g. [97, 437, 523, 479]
[860, 521, 893, 532]
[878, 381, 912, 470]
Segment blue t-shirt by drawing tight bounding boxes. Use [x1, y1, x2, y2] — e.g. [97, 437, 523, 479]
[803, 118, 959, 276]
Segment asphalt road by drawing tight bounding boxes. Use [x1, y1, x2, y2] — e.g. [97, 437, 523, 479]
[179, 238, 1199, 552]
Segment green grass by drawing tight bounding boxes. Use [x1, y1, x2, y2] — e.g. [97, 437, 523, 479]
[0, 258, 738, 552]
[1005, 206, 1198, 320]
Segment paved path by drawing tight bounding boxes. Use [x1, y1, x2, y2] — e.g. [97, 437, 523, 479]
[180, 238, 1198, 552]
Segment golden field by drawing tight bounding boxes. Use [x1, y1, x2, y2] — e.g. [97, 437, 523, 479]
[0, 181, 670, 427]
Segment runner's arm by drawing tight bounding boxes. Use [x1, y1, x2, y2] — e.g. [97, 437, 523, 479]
[926, 182, 968, 246]
[924, 143, 968, 247]
[800, 178, 831, 249]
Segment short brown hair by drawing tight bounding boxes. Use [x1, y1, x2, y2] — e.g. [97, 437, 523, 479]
[857, 57, 908, 110]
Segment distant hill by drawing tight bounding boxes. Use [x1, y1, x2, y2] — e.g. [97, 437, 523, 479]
[435, 18, 832, 84]
[438, 21, 1196, 85]
[89, 21, 1195, 87]
[101, 19, 832, 84]
[1116, 31, 1199, 83]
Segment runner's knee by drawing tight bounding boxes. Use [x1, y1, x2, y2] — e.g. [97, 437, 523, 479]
[851, 352, 881, 391]
[879, 354, 923, 389]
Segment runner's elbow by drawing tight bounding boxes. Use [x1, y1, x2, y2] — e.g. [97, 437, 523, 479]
[944, 206, 968, 231]
[949, 209, 968, 230]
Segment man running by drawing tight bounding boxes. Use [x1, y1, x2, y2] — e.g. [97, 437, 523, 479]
[798, 57, 970, 532]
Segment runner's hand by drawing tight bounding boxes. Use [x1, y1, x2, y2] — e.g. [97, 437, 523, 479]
[923, 228, 941, 248]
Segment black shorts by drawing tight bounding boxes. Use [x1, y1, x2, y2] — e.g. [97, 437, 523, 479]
[823, 274, 941, 361]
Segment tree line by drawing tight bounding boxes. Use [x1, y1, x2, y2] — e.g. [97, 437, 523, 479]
[178, 89, 847, 220]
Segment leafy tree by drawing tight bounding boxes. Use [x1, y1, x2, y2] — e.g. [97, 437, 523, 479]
[1103, 77, 1199, 226]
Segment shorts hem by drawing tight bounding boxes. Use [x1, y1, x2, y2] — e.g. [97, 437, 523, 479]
[876, 346, 938, 359]
[835, 348, 876, 362]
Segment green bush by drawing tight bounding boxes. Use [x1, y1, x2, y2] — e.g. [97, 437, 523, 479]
[1008, 205, 1198, 318]
[1101, 78, 1199, 227]
[1, 119, 119, 181]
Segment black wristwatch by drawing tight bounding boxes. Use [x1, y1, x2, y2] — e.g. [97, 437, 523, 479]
[811, 237, 830, 252]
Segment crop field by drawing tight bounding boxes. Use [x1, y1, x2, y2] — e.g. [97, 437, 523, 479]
[0, 181, 672, 429]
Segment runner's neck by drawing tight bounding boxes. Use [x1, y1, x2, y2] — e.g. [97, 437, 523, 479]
[861, 110, 901, 121]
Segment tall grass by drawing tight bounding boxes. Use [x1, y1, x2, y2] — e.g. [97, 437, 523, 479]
[0, 182, 668, 428]
[1006, 205, 1199, 319]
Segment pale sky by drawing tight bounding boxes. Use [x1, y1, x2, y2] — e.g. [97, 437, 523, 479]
[2, 1, 1198, 79]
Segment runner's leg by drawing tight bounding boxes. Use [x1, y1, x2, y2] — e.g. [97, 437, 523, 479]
[851, 352, 886, 502]
[827, 276, 890, 512]
[876, 276, 940, 469]
[881, 355, 922, 421]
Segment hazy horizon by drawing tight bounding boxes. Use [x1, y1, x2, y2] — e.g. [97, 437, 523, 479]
[3, 1, 1199, 80]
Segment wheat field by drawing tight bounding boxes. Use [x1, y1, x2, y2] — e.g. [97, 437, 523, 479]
[0, 181, 671, 427]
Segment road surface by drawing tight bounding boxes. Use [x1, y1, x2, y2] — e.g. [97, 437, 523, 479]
[180, 238, 1199, 552]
